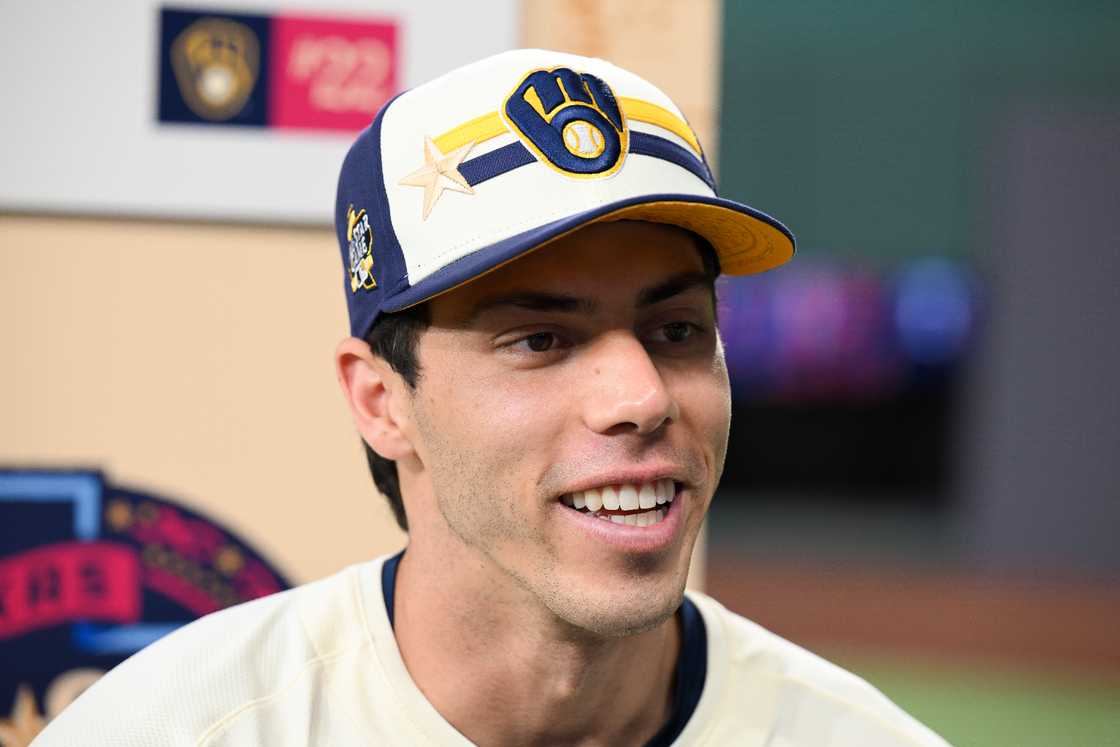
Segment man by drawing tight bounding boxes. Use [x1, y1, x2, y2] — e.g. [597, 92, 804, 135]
[35, 50, 949, 745]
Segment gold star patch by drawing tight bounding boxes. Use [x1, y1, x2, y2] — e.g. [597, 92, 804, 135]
[0, 684, 46, 747]
[399, 137, 475, 220]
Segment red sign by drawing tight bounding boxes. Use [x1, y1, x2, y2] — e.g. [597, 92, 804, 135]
[0, 542, 140, 639]
[270, 15, 398, 132]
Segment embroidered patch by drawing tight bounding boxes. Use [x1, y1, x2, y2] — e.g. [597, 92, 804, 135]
[503, 67, 628, 179]
[169, 17, 260, 121]
[347, 206, 376, 292]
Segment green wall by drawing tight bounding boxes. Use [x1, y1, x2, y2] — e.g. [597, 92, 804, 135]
[718, 1, 1120, 263]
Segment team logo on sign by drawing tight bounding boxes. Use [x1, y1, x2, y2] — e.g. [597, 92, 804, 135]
[347, 206, 376, 292]
[170, 17, 260, 121]
[503, 67, 628, 178]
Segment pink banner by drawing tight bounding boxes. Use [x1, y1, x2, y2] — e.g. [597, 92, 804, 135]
[270, 14, 398, 132]
[0, 542, 140, 639]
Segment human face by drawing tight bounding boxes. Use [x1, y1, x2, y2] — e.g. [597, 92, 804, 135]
[408, 221, 731, 637]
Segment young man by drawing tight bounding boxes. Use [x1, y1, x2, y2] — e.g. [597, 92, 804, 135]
[35, 50, 949, 745]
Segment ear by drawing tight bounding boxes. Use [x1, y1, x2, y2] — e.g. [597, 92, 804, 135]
[334, 337, 416, 461]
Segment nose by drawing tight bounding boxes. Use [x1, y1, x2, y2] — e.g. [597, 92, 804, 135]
[581, 333, 679, 435]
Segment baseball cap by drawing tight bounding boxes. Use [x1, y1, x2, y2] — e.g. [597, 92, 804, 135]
[335, 48, 795, 338]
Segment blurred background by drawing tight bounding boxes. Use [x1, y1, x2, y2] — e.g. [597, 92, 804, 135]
[1, 1, 1117, 745]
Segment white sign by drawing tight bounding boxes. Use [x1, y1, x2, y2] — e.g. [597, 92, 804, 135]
[0, 0, 518, 224]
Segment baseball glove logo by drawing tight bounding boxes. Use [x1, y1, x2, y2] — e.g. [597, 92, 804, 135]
[347, 206, 376, 292]
[170, 18, 259, 121]
[503, 67, 628, 178]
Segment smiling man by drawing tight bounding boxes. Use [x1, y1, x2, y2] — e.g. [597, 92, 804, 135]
[34, 50, 949, 746]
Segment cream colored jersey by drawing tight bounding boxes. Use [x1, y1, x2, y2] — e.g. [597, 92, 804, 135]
[33, 555, 950, 746]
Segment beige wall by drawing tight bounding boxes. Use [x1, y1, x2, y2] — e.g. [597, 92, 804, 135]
[0, 215, 405, 583]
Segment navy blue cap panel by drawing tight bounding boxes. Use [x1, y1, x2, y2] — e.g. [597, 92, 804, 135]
[380, 193, 795, 315]
[335, 93, 410, 339]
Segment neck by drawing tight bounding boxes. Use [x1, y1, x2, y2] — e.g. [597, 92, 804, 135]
[392, 532, 682, 747]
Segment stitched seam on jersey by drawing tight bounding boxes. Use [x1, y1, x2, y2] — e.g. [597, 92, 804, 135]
[353, 561, 375, 650]
[354, 558, 442, 745]
[195, 646, 367, 746]
[759, 670, 941, 746]
[295, 580, 331, 660]
[690, 592, 732, 745]
[358, 561, 463, 746]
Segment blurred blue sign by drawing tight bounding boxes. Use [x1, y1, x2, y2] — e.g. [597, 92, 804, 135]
[719, 257, 981, 402]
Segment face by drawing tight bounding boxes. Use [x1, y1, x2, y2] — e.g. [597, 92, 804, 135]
[406, 221, 731, 637]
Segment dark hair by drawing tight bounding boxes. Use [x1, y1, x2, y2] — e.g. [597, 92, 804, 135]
[361, 303, 429, 531]
[360, 232, 719, 532]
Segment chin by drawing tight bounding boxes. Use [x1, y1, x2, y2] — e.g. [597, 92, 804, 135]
[547, 570, 688, 639]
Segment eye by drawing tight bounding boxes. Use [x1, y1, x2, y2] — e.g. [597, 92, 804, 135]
[661, 322, 694, 343]
[523, 331, 557, 352]
[528, 333, 555, 351]
[494, 327, 574, 361]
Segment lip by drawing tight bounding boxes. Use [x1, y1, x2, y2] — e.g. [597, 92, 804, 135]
[553, 482, 685, 554]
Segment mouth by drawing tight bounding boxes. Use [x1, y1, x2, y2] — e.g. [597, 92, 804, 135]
[558, 477, 677, 527]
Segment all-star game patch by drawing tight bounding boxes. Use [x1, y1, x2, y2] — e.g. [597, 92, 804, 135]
[0, 469, 290, 741]
[347, 205, 376, 292]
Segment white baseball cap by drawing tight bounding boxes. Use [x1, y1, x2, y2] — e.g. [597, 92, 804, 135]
[336, 48, 795, 337]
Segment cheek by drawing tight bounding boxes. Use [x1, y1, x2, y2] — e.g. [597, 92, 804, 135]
[438, 369, 559, 449]
[675, 358, 732, 469]
[710, 349, 732, 425]
[710, 361, 733, 471]
[415, 363, 566, 505]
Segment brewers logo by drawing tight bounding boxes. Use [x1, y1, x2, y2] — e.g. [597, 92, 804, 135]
[347, 206, 376, 292]
[170, 17, 260, 121]
[503, 67, 629, 179]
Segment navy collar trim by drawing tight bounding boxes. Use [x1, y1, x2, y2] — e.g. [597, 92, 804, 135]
[380, 550, 706, 745]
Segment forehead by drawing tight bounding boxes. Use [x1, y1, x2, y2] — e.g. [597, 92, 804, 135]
[427, 221, 709, 320]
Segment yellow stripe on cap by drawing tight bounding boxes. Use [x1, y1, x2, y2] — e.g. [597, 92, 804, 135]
[618, 97, 703, 156]
[432, 96, 703, 158]
[432, 111, 508, 154]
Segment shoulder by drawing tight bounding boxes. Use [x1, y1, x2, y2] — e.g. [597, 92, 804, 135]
[683, 591, 952, 747]
[33, 560, 378, 747]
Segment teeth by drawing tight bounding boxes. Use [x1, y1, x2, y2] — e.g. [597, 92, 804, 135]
[606, 508, 668, 527]
[562, 479, 677, 525]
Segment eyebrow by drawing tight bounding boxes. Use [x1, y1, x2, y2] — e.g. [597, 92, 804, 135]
[460, 292, 595, 326]
[636, 271, 714, 308]
[459, 271, 715, 327]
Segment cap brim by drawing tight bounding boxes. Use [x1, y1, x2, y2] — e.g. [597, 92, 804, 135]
[382, 193, 795, 313]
